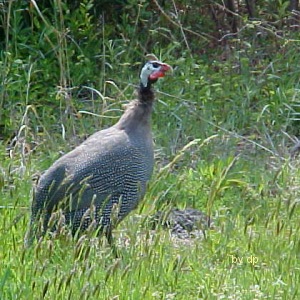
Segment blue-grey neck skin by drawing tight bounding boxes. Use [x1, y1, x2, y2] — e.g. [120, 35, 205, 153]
[140, 62, 152, 88]
[140, 71, 149, 89]
[139, 61, 159, 91]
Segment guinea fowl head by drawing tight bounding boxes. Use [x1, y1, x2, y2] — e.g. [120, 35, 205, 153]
[116, 55, 171, 130]
[140, 56, 171, 90]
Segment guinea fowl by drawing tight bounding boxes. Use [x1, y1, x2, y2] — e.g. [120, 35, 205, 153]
[25, 55, 171, 247]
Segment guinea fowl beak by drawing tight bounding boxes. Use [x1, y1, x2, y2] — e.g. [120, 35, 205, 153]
[149, 63, 172, 80]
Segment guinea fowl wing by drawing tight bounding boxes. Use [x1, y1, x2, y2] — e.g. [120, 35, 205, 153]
[32, 127, 151, 221]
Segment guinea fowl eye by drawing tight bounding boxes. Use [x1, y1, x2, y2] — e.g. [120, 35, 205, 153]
[152, 63, 160, 68]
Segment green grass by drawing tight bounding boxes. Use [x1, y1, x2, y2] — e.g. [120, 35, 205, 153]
[1, 140, 300, 299]
[1, 0, 300, 299]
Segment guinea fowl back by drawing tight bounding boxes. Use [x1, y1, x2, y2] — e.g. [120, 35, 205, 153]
[25, 56, 171, 246]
